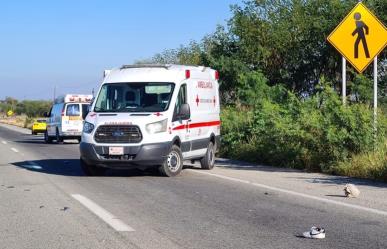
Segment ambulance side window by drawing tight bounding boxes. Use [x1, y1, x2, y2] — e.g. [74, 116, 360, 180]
[173, 84, 187, 121]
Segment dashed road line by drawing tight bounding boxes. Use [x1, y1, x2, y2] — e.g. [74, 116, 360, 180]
[1, 141, 7, 145]
[11, 147, 19, 153]
[22, 161, 43, 170]
[71, 194, 135, 232]
[188, 169, 387, 217]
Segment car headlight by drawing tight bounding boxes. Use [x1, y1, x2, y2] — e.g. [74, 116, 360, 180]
[83, 122, 95, 134]
[146, 119, 167, 134]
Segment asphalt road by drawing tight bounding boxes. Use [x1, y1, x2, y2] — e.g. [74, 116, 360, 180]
[1, 123, 387, 249]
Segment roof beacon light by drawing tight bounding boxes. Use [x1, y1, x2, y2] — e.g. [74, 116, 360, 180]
[185, 70, 191, 79]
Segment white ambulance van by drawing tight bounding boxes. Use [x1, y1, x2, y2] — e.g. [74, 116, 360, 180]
[45, 94, 93, 143]
[80, 64, 221, 176]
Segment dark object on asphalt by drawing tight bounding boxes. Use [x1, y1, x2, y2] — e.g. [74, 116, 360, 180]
[39, 205, 44, 209]
[344, 184, 360, 198]
[60, 207, 69, 211]
[7, 186, 15, 189]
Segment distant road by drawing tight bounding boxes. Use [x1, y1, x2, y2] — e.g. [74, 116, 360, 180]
[1, 124, 387, 249]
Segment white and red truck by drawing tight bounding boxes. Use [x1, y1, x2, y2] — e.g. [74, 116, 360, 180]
[80, 64, 221, 176]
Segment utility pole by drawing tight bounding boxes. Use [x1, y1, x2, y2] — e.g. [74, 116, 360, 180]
[53, 86, 56, 102]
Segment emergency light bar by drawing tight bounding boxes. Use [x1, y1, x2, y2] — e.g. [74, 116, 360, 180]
[55, 94, 93, 104]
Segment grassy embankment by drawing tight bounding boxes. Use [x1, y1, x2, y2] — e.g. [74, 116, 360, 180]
[0, 114, 34, 129]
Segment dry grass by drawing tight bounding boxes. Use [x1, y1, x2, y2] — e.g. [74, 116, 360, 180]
[330, 141, 387, 181]
[0, 115, 34, 129]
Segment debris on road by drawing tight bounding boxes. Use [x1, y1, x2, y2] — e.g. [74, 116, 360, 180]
[39, 205, 44, 209]
[344, 184, 360, 198]
[302, 226, 326, 239]
[60, 207, 69, 211]
[7, 186, 15, 189]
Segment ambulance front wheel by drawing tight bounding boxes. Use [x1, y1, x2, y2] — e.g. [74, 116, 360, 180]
[159, 145, 183, 177]
[200, 142, 215, 170]
[44, 131, 53, 144]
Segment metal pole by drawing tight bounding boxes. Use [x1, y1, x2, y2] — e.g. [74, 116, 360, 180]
[342, 57, 346, 105]
[373, 56, 378, 146]
[53, 86, 56, 102]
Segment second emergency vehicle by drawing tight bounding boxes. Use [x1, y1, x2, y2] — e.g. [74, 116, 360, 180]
[80, 64, 221, 176]
[45, 94, 92, 143]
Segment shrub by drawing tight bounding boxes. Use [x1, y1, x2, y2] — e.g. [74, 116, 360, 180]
[220, 76, 387, 177]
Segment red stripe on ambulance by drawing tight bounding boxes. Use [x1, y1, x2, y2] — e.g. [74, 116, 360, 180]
[172, 120, 221, 131]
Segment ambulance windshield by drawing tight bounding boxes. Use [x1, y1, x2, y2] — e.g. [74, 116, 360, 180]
[94, 82, 175, 113]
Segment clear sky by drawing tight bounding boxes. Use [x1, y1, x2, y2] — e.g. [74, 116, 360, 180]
[0, 0, 242, 100]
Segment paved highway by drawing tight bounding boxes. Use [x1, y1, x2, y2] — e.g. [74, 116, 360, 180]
[1, 123, 387, 249]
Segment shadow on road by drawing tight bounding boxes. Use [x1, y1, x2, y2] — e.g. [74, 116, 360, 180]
[12, 159, 172, 178]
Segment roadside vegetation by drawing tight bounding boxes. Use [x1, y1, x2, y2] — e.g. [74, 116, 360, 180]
[139, 0, 387, 180]
[0, 97, 52, 128]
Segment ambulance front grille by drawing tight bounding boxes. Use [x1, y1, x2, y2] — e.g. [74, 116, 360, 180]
[94, 125, 142, 144]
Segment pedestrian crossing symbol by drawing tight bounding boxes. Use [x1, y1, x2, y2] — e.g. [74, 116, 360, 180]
[327, 2, 387, 73]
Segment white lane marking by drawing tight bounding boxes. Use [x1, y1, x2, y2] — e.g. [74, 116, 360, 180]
[23, 161, 43, 170]
[71, 194, 135, 232]
[188, 169, 387, 217]
[11, 147, 19, 153]
[2, 141, 7, 145]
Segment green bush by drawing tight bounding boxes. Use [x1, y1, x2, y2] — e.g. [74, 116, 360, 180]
[220, 76, 387, 175]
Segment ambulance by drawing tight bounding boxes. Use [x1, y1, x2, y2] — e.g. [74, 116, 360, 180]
[45, 94, 93, 143]
[80, 64, 221, 176]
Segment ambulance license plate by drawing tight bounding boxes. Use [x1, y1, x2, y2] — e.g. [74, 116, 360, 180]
[109, 147, 124, 155]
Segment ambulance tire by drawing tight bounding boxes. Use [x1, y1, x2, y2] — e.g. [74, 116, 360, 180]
[56, 129, 63, 143]
[159, 145, 183, 177]
[200, 142, 215, 170]
[44, 131, 53, 144]
[80, 158, 106, 176]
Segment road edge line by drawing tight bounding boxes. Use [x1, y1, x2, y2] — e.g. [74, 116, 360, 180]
[187, 169, 387, 217]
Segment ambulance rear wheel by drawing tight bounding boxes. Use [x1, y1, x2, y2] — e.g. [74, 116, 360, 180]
[159, 145, 183, 177]
[200, 142, 215, 170]
[56, 129, 63, 143]
[44, 131, 53, 144]
[80, 158, 106, 176]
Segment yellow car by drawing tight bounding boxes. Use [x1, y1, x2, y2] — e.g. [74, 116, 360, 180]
[32, 118, 47, 135]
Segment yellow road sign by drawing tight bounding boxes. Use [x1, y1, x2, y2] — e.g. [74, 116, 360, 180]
[327, 2, 387, 73]
[7, 110, 14, 117]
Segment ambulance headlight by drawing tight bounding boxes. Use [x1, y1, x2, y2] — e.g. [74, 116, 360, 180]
[83, 122, 95, 134]
[146, 119, 167, 134]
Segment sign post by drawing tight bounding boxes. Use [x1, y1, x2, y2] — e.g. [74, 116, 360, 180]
[342, 57, 346, 105]
[373, 56, 377, 146]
